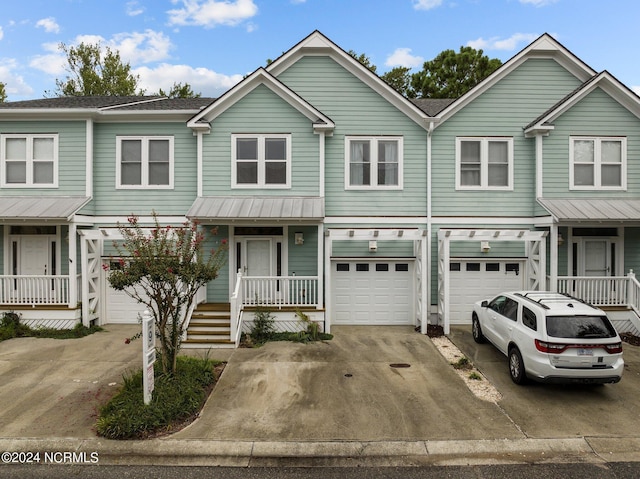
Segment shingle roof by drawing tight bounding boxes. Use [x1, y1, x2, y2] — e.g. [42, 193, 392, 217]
[0, 96, 217, 111]
[410, 98, 456, 116]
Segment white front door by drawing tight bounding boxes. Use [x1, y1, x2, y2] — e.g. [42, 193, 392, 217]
[584, 239, 610, 276]
[244, 238, 272, 276]
[19, 236, 51, 275]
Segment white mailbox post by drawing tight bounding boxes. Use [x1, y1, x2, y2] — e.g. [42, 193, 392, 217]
[142, 310, 156, 405]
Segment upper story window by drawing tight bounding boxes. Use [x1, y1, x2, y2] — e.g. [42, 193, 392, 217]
[456, 137, 513, 190]
[232, 134, 291, 188]
[570, 137, 626, 190]
[1, 134, 58, 188]
[116, 136, 174, 189]
[345, 136, 403, 190]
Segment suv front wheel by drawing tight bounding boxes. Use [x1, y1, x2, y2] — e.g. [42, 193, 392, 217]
[508, 347, 527, 385]
[472, 314, 486, 344]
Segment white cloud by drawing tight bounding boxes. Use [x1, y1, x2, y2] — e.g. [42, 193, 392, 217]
[0, 59, 35, 98]
[36, 17, 60, 34]
[413, 0, 443, 10]
[110, 30, 173, 64]
[467, 33, 539, 51]
[134, 63, 243, 97]
[385, 48, 424, 68]
[167, 0, 258, 28]
[519, 0, 558, 6]
[126, 1, 145, 16]
[29, 42, 67, 76]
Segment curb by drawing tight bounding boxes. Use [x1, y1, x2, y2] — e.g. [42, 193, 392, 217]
[3, 437, 639, 467]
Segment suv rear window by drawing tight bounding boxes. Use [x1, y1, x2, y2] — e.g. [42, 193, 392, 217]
[545, 315, 617, 339]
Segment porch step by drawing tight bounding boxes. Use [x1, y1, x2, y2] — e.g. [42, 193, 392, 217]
[184, 303, 234, 348]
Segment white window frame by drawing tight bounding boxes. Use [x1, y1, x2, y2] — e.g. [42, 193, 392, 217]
[569, 136, 627, 190]
[231, 134, 292, 189]
[1, 133, 59, 188]
[455, 137, 514, 190]
[115, 136, 174, 189]
[344, 136, 403, 190]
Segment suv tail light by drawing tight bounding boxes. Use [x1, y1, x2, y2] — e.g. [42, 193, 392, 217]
[535, 340, 567, 353]
[535, 339, 623, 354]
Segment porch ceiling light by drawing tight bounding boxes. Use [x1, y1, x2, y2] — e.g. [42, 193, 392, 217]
[481, 241, 491, 253]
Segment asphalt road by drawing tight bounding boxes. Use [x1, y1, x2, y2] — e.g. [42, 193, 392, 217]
[2, 463, 640, 479]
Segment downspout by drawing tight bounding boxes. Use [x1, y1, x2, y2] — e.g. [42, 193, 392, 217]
[423, 121, 435, 335]
[196, 130, 204, 197]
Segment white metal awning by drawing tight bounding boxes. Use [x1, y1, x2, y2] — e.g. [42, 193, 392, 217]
[187, 196, 324, 221]
[539, 198, 640, 222]
[0, 196, 90, 221]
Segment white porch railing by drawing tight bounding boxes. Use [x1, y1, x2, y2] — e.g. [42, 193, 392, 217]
[230, 272, 244, 346]
[557, 271, 638, 308]
[0, 275, 70, 305]
[242, 276, 320, 308]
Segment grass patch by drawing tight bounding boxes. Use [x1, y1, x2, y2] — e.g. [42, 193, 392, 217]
[451, 356, 473, 370]
[0, 312, 102, 342]
[468, 372, 483, 381]
[95, 355, 222, 440]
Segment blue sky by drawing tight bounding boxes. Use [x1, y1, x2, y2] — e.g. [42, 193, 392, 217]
[1, 0, 639, 101]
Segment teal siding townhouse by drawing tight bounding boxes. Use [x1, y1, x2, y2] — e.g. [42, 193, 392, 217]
[1, 31, 640, 345]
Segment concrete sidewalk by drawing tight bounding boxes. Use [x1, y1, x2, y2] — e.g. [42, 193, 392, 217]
[1, 324, 639, 466]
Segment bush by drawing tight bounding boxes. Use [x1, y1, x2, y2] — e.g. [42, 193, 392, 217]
[249, 304, 275, 344]
[0, 312, 101, 342]
[95, 355, 220, 440]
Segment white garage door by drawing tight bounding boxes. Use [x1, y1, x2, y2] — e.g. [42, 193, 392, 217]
[332, 260, 414, 325]
[449, 259, 525, 325]
[103, 260, 148, 324]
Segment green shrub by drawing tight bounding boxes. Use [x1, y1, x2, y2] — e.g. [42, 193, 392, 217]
[249, 304, 275, 344]
[95, 355, 219, 440]
[0, 312, 102, 342]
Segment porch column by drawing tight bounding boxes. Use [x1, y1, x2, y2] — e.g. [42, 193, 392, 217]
[549, 224, 559, 291]
[68, 223, 78, 308]
[317, 224, 324, 310]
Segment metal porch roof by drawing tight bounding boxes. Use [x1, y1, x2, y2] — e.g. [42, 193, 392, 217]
[538, 198, 640, 222]
[0, 196, 90, 221]
[187, 196, 324, 221]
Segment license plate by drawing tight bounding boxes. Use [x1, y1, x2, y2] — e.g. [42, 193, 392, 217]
[577, 348, 594, 356]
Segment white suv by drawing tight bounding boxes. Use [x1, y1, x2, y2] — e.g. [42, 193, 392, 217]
[472, 291, 624, 385]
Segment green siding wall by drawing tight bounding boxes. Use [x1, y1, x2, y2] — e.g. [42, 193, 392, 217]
[202, 84, 320, 196]
[288, 226, 318, 276]
[93, 122, 197, 216]
[0, 121, 86, 196]
[204, 225, 230, 303]
[431, 58, 583, 217]
[277, 56, 428, 217]
[542, 87, 640, 198]
[625, 228, 640, 274]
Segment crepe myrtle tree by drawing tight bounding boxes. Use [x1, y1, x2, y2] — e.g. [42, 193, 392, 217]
[106, 213, 227, 375]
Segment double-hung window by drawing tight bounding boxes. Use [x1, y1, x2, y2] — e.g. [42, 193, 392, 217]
[116, 136, 173, 189]
[1, 134, 58, 187]
[570, 137, 626, 189]
[345, 136, 403, 189]
[232, 134, 290, 188]
[456, 137, 513, 190]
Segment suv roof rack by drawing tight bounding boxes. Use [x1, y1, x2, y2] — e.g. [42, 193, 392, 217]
[515, 292, 597, 311]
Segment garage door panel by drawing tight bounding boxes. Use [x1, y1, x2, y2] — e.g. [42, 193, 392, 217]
[449, 260, 524, 325]
[332, 260, 414, 326]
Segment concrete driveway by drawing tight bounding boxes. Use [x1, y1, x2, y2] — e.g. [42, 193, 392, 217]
[0, 325, 141, 438]
[448, 325, 640, 439]
[175, 326, 522, 441]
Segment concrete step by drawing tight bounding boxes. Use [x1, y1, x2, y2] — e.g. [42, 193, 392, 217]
[185, 303, 234, 348]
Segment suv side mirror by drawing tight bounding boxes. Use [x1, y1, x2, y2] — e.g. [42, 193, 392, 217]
[481, 300, 488, 308]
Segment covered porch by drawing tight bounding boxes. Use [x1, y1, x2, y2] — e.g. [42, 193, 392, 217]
[187, 196, 325, 346]
[0, 196, 89, 327]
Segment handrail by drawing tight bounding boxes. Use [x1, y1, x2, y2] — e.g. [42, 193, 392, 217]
[230, 271, 244, 346]
[180, 285, 207, 341]
[627, 271, 640, 315]
[241, 275, 320, 308]
[557, 275, 629, 306]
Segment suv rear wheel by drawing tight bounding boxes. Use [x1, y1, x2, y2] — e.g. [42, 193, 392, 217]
[472, 314, 486, 344]
[508, 347, 527, 385]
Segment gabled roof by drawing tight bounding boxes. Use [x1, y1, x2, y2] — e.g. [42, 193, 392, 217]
[435, 33, 597, 124]
[265, 30, 434, 129]
[524, 71, 640, 136]
[187, 68, 334, 133]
